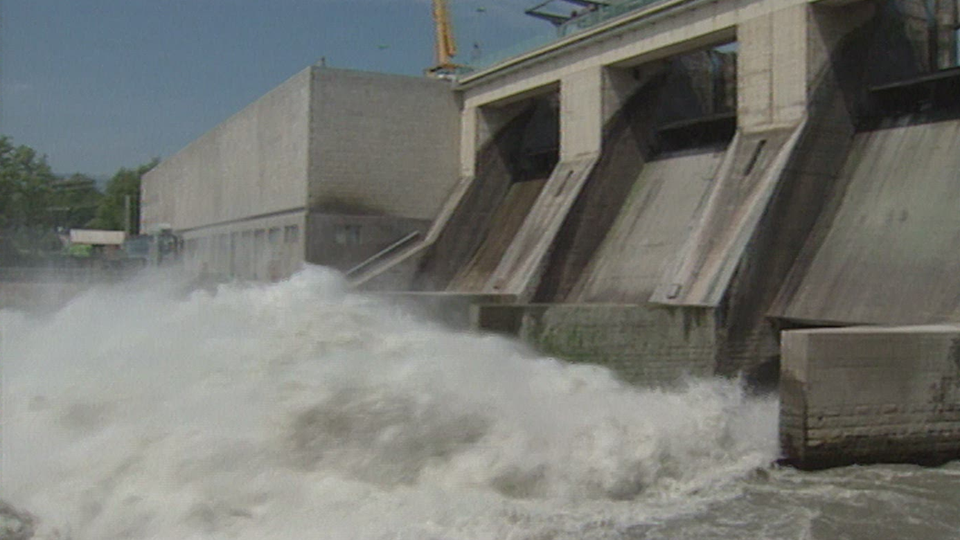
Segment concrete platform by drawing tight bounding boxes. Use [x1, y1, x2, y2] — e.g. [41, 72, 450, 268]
[780, 325, 960, 470]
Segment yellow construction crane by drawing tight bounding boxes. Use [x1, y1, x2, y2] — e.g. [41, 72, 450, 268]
[427, 0, 462, 78]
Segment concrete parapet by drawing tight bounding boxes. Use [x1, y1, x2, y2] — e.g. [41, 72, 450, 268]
[780, 325, 960, 469]
[474, 303, 716, 387]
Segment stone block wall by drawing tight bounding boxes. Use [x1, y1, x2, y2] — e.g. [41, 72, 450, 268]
[780, 325, 960, 469]
[475, 303, 716, 387]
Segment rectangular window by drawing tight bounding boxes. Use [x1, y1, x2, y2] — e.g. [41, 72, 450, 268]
[334, 224, 361, 246]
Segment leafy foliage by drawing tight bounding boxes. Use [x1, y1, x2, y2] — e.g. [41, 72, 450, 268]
[88, 159, 158, 235]
[0, 135, 57, 231]
[0, 135, 158, 264]
[50, 173, 103, 230]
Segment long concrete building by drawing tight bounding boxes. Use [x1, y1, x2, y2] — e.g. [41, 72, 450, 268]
[143, 0, 960, 467]
[142, 68, 460, 280]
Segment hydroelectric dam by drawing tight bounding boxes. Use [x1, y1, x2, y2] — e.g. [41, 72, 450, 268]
[138, 0, 960, 470]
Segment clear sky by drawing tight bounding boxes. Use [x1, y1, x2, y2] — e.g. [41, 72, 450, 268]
[0, 0, 547, 178]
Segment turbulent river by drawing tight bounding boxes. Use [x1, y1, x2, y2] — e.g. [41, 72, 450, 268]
[1, 267, 958, 540]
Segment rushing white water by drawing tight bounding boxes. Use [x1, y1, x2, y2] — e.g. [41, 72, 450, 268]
[2, 267, 782, 539]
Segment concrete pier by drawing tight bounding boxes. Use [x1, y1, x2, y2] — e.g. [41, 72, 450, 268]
[781, 325, 960, 469]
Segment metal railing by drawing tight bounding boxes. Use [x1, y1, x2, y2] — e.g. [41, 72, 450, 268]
[344, 231, 421, 278]
[467, 0, 671, 70]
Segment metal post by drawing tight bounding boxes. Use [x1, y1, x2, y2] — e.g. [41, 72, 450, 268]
[124, 195, 132, 236]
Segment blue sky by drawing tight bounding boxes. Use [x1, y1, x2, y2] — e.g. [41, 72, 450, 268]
[1, 0, 547, 177]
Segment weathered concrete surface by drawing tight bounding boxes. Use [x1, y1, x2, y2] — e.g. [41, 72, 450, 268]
[143, 67, 461, 281]
[179, 212, 305, 281]
[774, 118, 960, 326]
[448, 179, 547, 291]
[781, 325, 960, 469]
[348, 175, 475, 290]
[651, 126, 804, 306]
[303, 213, 430, 274]
[474, 303, 717, 387]
[308, 68, 460, 220]
[409, 104, 540, 292]
[482, 154, 600, 300]
[570, 149, 725, 303]
[532, 60, 709, 304]
[142, 68, 311, 233]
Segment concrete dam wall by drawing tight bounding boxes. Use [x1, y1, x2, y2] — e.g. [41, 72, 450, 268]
[140, 0, 960, 468]
[775, 116, 960, 327]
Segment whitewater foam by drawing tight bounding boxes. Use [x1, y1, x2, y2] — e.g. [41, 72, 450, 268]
[1, 267, 779, 539]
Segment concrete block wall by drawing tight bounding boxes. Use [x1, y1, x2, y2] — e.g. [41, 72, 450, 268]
[142, 68, 311, 232]
[475, 303, 717, 388]
[308, 68, 461, 220]
[781, 325, 960, 469]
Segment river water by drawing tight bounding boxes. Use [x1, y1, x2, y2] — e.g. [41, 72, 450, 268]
[1, 268, 958, 540]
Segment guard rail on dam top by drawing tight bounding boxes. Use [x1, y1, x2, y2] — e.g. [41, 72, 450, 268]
[467, 0, 682, 71]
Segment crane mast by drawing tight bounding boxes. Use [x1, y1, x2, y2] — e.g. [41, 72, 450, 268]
[428, 0, 461, 78]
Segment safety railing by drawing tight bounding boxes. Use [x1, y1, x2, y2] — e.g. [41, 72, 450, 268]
[344, 231, 421, 278]
[467, 0, 671, 70]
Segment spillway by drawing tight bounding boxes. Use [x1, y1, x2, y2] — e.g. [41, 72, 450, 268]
[775, 117, 960, 326]
[569, 148, 726, 303]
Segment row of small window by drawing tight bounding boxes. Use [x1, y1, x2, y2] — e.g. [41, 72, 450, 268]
[183, 225, 300, 255]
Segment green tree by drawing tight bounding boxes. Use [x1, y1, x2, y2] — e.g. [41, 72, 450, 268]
[0, 136, 56, 230]
[89, 159, 158, 235]
[49, 173, 103, 230]
[0, 136, 60, 260]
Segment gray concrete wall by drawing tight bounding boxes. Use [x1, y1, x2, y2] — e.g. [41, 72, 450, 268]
[475, 303, 717, 388]
[143, 67, 462, 282]
[480, 155, 599, 300]
[781, 325, 960, 469]
[411, 105, 537, 291]
[179, 212, 305, 281]
[304, 212, 430, 273]
[142, 68, 311, 233]
[570, 149, 725, 303]
[715, 1, 877, 377]
[308, 68, 461, 220]
[775, 118, 960, 326]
